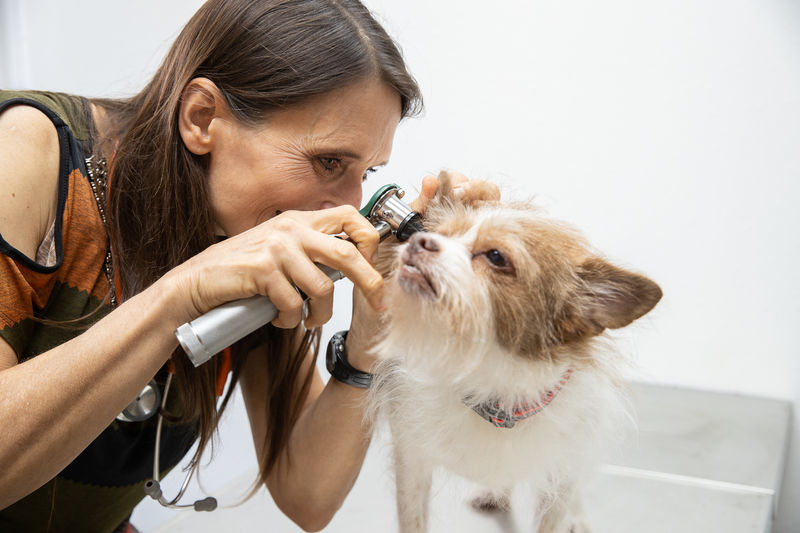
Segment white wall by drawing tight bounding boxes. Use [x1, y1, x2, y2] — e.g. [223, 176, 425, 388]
[0, 0, 206, 97]
[2, 0, 798, 531]
[363, 3, 800, 529]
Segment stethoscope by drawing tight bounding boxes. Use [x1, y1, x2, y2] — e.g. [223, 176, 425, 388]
[117, 374, 218, 512]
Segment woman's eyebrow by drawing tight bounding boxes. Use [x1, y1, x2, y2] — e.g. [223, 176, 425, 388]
[316, 149, 389, 167]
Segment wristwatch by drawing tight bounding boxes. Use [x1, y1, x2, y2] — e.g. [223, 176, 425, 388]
[326, 330, 372, 388]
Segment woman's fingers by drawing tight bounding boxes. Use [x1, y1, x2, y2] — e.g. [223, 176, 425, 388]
[408, 175, 439, 214]
[279, 207, 385, 312]
[289, 226, 384, 313]
[408, 171, 497, 215]
[422, 171, 501, 207]
[296, 205, 381, 264]
[261, 270, 306, 329]
[457, 179, 500, 203]
[279, 253, 336, 329]
[444, 170, 470, 187]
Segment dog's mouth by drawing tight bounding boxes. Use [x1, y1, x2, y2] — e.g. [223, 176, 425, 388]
[397, 259, 438, 297]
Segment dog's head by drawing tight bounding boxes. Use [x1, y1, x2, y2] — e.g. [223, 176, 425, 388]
[378, 172, 662, 375]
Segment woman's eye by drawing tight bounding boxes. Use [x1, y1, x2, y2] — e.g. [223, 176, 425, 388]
[485, 249, 509, 268]
[318, 157, 342, 173]
[362, 167, 377, 182]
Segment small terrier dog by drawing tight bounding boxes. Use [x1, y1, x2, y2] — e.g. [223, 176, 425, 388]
[366, 172, 662, 533]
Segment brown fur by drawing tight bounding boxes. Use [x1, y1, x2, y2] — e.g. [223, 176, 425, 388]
[422, 171, 662, 362]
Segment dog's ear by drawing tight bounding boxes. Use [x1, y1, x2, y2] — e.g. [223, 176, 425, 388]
[573, 258, 662, 334]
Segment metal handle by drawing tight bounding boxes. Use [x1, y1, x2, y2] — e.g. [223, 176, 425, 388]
[176, 266, 342, 367]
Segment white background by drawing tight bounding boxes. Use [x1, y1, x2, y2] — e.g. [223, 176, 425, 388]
[1, 0, 798, 531]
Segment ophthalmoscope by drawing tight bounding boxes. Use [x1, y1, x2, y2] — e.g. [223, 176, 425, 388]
[174, 184, 423, 367]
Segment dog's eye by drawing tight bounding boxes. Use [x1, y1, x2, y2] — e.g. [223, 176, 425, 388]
[485, 249, 508, 268]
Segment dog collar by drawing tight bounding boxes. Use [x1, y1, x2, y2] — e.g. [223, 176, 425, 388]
[466, 368, 574, 429]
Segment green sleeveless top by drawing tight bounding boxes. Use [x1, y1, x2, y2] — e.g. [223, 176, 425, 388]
[0, 91, 196, 533]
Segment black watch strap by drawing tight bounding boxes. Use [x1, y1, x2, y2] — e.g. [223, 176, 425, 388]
[326, 331, 372, 389]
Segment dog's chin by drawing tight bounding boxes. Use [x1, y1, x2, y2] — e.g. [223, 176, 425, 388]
[396, 263, 438, 299]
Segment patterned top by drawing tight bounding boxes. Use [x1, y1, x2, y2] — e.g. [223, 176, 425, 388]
[0, 91, 195, 533]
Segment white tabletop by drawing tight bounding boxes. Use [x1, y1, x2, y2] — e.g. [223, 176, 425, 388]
[149, 382, 791, 533]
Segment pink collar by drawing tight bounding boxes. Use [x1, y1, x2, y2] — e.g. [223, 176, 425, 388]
[466, 368, 574, 429]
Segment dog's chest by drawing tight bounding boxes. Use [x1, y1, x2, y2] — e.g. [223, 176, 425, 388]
[382, 376, 602, 488]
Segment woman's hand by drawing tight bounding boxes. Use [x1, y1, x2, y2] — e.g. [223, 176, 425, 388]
[408, 174, 439, 214]
[165, 205, 384, 330]
[409, 170, 501, 215]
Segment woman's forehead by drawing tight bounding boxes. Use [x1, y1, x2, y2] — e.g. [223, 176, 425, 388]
[258, 80, 401, 159]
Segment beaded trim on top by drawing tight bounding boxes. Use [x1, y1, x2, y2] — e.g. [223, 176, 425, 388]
[84, 155, 116, 308]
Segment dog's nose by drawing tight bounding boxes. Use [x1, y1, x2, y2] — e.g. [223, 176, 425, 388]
[408, 232, 439, 254]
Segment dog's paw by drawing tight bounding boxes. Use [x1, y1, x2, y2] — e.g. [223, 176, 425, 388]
[469, 490, 511, 513]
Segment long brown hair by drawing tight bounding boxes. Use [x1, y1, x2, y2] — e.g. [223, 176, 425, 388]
[96, 0, 421, 485]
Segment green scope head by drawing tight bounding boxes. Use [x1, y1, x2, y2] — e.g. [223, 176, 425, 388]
[359, 183, 423, 242]
[359, 184, 399, 219]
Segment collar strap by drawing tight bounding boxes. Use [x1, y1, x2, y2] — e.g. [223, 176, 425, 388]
[466, 368, 574, 429]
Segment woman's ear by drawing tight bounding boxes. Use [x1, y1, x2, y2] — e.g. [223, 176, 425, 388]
[178, 77, 224, 155]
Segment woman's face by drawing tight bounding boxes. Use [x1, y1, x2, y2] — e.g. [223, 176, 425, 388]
[206, 79, 402, 237]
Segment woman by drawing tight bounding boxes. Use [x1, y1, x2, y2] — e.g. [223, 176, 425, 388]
[0, 0, 442, 531]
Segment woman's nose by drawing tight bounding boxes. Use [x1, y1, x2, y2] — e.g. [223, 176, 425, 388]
[320, 182, 363, 210]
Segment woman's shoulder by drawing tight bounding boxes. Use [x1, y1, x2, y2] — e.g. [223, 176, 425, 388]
[0, 103, 61, 261]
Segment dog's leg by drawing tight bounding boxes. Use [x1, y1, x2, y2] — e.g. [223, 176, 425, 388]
[536, 486, 590, 533]
[393, 443, 432, 533]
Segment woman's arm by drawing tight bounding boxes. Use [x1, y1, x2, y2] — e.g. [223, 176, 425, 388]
[239, 342, 371, 532]
[0, 277, 185, 509]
